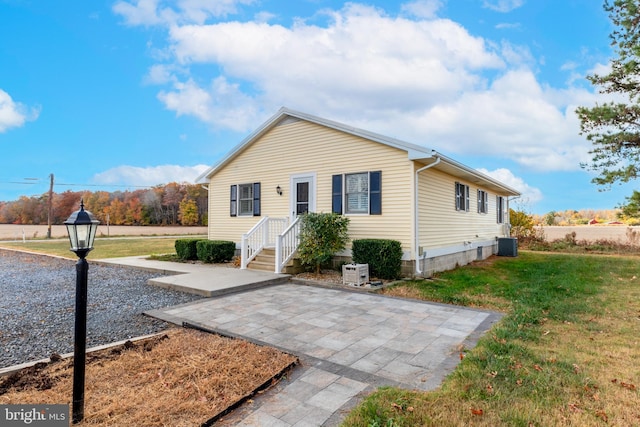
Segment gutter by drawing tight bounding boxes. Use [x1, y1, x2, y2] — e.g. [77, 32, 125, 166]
[414, 153, 441, 276]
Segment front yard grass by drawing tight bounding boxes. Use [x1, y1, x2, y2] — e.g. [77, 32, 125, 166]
[0, 237, 179, 259]
[342, 251, 640, 426]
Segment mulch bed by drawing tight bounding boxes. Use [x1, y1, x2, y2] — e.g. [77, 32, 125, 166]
[0, 328, 298, 426]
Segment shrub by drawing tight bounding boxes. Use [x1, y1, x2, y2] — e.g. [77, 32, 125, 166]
[175, 239, 203, 260]
[298, 212, 350, 274]
[351, 239, 403, 280]
[510, 208, 535, 240]
[196, 240, 236, 263]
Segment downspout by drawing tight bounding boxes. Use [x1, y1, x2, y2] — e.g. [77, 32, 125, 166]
[200, 184, 210, 240]
[505, 195, 519, 237]
[414, 153, 441, 276]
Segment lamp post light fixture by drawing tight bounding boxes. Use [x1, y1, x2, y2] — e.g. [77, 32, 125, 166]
[64, 199, 99, 424]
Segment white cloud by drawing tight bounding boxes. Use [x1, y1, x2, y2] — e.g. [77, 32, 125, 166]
[401, 0, 443, 19]
[157, 3, 503, 128]
[157, 77, 261, 131]
[112, 0, 164, 26]
[0, 89, 40, 133]
[115, 0, 602, 174]
[482, 0, 525, 13]
[495, 22, 521, 30]
[477, 167, 543, 204]
[113, 0, 255, 26]
[93, 164, 209, 186]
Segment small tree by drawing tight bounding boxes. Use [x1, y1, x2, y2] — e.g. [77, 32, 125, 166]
[617, 190, 640, 223]
[178, 197, 199, 226]
[297, 212, 350, 274]
[510, 208, 535, 240]
[543, 211, 557, 226]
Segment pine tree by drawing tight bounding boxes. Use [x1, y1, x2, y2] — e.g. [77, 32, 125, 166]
[576, 0, 640, 186]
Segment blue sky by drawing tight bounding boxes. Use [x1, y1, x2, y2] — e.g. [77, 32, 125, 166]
[0, 0, 631, 214]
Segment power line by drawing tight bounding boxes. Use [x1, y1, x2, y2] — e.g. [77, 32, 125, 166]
[56, 183, 155, 188]
[1, 181, 155, 189]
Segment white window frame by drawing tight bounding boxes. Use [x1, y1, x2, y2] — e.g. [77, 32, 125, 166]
[477, 189, 488, 214]
[237, 183, 254, 216]
[345, 172, 370, 214]
[455, 182, 470, 212]
[497, 196, 505, 224]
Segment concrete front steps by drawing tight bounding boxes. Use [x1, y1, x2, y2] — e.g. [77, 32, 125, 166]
[247, 247, 305, 274]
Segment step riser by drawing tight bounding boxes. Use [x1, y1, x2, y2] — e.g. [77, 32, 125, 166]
[247, 250, 302, 273]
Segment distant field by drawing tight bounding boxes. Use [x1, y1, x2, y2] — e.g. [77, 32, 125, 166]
[541, 225, 634, 242]
[1, 223, 632, 243]
[0, 224, 207, 240]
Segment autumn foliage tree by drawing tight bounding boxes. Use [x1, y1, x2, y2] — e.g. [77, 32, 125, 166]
[0, 182, 208, 226]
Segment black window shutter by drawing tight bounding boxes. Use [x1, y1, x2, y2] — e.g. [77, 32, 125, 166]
[230, 185, 237, 217]
[253, 182, 261, 216]
[369, 171, 382, 215]
[332, 175, 342, 214]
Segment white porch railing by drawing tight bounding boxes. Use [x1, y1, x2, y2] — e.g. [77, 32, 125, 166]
[275, 216, 301, 274]
[240, 217, 289, 269]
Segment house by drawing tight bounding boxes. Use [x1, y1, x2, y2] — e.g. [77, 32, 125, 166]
[196, 107, 520, 277]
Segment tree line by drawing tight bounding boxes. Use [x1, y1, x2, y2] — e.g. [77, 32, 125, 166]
[0, 182, 208, 226]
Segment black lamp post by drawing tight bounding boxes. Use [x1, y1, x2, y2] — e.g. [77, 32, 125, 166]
[64, 199, 99, 424]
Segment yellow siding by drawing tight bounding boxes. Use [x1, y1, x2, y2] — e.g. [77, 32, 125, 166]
[417, 168, 509, 250]
[208, 119, 415, 252]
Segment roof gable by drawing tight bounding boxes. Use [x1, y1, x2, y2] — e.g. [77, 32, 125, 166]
[196, 107, 520, 197]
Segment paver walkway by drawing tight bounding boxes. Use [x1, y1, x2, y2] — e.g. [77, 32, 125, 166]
[148, 283, 501, 426]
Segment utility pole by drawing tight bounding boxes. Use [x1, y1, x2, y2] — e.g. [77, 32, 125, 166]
[47, 173, 54, 239]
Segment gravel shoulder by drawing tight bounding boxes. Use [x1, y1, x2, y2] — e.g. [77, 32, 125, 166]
[0, 249, 203, 369]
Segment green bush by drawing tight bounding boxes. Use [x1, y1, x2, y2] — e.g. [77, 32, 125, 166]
[351, 239, 403, 280]
[196, 240, 236, 263]
[175, 239, 203, 260]
[298, 212, 350, 274]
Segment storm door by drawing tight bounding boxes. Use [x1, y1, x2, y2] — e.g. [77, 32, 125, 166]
[290, 174, 316, 218]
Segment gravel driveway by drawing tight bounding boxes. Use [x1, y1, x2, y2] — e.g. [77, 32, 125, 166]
[0, 249, 203, 369]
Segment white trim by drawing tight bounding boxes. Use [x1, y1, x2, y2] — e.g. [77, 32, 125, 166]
[414, 157, 441, 275]
[195, 107, 520, 197]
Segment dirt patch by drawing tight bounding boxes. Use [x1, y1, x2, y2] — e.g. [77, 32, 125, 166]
[0, 328, 298, 426]
[296, 269, 345, 285]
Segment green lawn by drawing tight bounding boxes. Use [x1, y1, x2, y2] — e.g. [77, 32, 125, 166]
[342, 251, 640, 426]
[0, 237, 181, 259]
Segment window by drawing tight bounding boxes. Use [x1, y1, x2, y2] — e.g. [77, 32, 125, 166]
[477, 190, 488, 214]
[238, 184, 253, 215]
[497, 196, 505, 223]
[345, 173, 369, 214]
[332, 171, 381, 215]
[230, 183, 260, 217]
[455, 182, 470, 211]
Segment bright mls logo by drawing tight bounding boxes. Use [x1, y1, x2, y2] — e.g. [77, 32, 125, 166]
[1, 405, 68, 426]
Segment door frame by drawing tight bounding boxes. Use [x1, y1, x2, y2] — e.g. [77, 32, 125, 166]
[290, 172, 317, 219]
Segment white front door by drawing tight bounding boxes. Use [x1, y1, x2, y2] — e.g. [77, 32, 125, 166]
[290, 173, 316, 218]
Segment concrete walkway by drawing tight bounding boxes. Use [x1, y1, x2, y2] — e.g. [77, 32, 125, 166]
[95, 256, 290, 297]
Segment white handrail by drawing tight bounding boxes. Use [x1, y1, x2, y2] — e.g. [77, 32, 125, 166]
[241, 217, 268, 269]
[275, 216, 301, 273]
[241, 217, 289, 269]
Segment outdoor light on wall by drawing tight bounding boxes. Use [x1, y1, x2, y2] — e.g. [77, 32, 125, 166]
[64, 199, 99, 424]
[276, 185, 283, 196]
